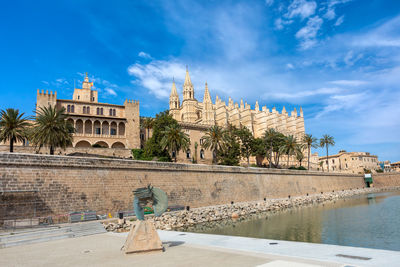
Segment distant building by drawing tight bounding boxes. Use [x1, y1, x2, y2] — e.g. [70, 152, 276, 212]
[319, 151, 380, 174]
[391, 161, 400, 172]
[379, 160, 392, 172]
[35, 73, 140, 150]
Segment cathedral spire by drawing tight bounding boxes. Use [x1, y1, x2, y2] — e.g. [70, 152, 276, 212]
[170, 79, 178, 96]
[203, 82, 212, 103]
[184, 66, 192, 86]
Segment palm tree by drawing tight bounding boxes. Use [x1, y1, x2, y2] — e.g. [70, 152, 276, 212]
[280, 135, 298, 168]
[295, 145, 305, 167]
[201, 125, 225, 164]
[263, 128, 278, 168]
[0, 108, 30, 152]
[30, 105, 74, 155]
[141, 117, 154, 141]
[194, 141, 198, 163]
[320, 134, 335, 172]
[319, 161, 324, 172]
[160, 124, 190, 162]
[303, 134, 318, 170]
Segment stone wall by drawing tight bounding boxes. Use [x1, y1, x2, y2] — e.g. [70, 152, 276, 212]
[373, 172, 400, 187]
[0, 153, 373, 221]
[0, 145, 132, 158]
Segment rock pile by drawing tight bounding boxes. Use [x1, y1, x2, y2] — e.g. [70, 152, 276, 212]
[103, 187, 400, 232]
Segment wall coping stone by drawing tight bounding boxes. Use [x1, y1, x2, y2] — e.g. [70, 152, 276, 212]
[0, 152, 363, 177]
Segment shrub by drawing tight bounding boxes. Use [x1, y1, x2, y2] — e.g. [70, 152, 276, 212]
[297, 166, 307, 170]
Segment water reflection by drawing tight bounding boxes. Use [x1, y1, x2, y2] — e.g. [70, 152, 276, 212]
[184, 191, 400, 251]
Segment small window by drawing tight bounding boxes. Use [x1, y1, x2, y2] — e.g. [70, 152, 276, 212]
[113, 109, 116, 116]
[186, 149, 191, 159]
[200, 149, 205, 159]
[100, 108, 103, 115]
[71, 105, 75, 113]
[109, 109, 112, 116]
[78, 95, 80, 100]
[67, 105, 70, 112]
[92, 97, 95, 101]
[87, 107, 90, 114]
[172, 151, 176, 158]
[83, 107, 86, 114]
[96, 108, 100, 115]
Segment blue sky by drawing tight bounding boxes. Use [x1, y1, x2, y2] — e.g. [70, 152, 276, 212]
[1, 0, 400, 161]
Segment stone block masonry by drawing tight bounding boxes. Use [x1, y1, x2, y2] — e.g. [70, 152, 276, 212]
[1, 153, 399, 221]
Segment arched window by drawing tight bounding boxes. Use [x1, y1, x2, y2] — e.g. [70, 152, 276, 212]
[83, 107, 86, 114]
[186, 149, 191, 159]
[96, 108, 100, 115]
[100, 108, 103, 115]
[172, 151, 176, 158]
[87, 107, 90, 114]
[109, 109, 112, 116]
[71, 105, 75, 113]
[200, 149, 205, 159]
[67, 105, 70, 112]
[113, 109, 116, 116]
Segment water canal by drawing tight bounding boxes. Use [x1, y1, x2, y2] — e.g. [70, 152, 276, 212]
[184, 191, 400, 251]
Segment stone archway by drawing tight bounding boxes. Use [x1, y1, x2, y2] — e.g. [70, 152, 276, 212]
[111, 142, 125, 149]
[94, 141, 109, 148]
[75, 140, 91, 148]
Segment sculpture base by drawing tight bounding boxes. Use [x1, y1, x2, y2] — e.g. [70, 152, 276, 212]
[123, 220, 163, 254]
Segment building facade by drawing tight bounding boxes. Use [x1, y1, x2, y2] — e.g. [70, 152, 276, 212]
[169, 68, 305, 140]
[168, 68, 306, 166]
[391, 161, 400, 172]
[36, 73, 140, 150]
[319, 151, 380, 173]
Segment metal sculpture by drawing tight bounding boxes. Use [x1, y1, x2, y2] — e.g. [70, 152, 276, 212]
[133, 185, 168, 220]
[123, 185, 168, 254]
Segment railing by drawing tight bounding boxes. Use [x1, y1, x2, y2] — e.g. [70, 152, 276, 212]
[73, 133, 126, 138]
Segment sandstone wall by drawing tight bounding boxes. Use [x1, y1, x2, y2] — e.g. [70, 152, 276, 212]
[0, 153, 369, 220]
[373, 172, 400, 187]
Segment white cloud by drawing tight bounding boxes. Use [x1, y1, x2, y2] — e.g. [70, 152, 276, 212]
[286, 63, 295, 69]
[295, 16, 323, 49]
[351, 15, 400, 47]
[127, 60, 186, 99]
[344, 50, 363, 66]
[41, 81, 49, 85]
[324, 8, 336, 20]
[329, 80, 367, 86]
[274, 18, 293, 30]
[334, 15, 344, 26]
[105, 88, 117, 96]
[286, 0, 317, 20]
[138, 51, 152, 59]
[265, 0, 274, 6]
[264, 87, 342, 100]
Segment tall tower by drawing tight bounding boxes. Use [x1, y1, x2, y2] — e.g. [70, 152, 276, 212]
[73, 72, 98, 103]
[169, 79, 181, 121]
[182, 67, 194, 101]
[181, 67, 198, 122]
[202, 82, 215, 125]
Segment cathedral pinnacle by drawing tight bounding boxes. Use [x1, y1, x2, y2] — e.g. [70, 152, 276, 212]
[184, 67, 192, 86]
[203, 82, 212, 103]
[170, 79, 178, 96]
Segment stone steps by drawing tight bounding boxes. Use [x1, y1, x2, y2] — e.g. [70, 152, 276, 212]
[0, 222, 106, 248]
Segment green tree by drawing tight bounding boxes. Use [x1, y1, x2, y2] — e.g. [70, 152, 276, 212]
[218, 124, 241, 166]
[295, 144, 305, 167]
[160, 124, 190, 162]
[201, 125, 226, 164]
[280, 135, 298, 168]
[236, 126, 254, 167]
[263, 128, 285, 168]
[320, 134, 335, 172]
[0, 108, 30, 152]
[143, 111, 178, 160]
[303, 134, 318, 170]
[251, 137, 267, 167]
[141, 117, 154, 140]
[30, 105, 74, 155]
